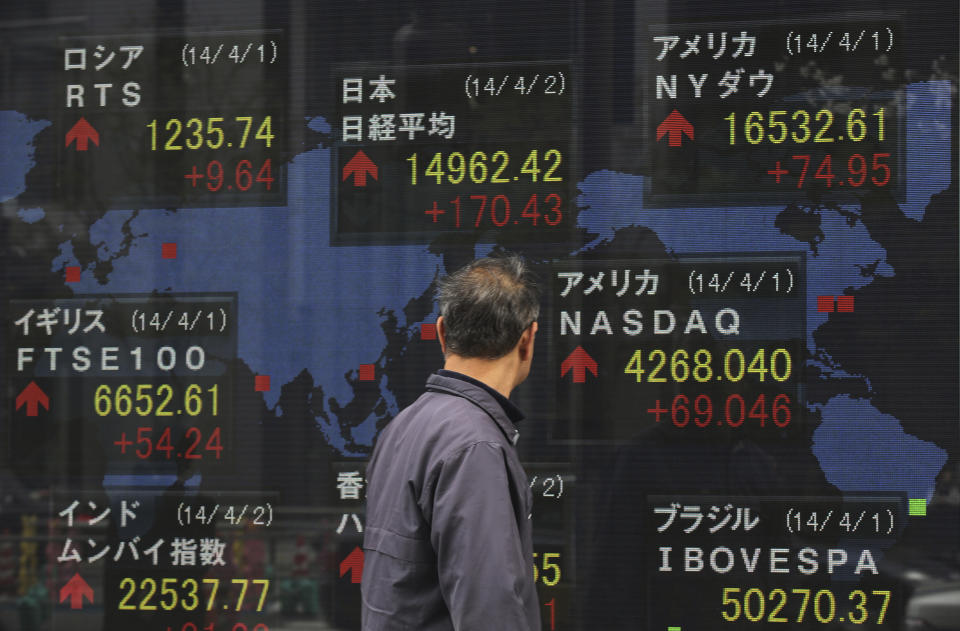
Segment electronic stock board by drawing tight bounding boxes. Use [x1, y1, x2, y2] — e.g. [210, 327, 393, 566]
[0, 1, 957, 630]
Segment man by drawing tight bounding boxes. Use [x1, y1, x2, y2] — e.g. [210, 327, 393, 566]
[361, 255, 541, 631]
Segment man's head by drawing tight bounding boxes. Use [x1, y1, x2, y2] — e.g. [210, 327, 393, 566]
[435, 255, 540, 395]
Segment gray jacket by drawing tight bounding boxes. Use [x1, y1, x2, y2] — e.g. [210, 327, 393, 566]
[361, 373, 540, 630]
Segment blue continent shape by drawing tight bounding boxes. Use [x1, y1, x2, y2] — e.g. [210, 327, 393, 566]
[10, 80, 954, 475]
[573, 81, 952, 502]
[812, 395, 948, 500]
[56, 117, 442, 455]
[0, 111, 49, 203]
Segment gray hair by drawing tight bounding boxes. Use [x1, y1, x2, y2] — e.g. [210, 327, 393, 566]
[436, 255, 540, 359]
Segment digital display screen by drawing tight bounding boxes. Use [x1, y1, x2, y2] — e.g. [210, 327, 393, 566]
[0, 1, 956, 630]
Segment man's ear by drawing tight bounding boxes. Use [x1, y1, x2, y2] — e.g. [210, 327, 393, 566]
[436, 316, 448, 355]
[518, 321, 537, 360]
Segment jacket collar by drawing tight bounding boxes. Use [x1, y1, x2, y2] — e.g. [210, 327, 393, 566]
[425, 373, 522, 445]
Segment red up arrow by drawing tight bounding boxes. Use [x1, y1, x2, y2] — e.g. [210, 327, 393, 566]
[656, 109, 694, 147]
[16, 381, 49, 417]
[342, 150, 378, 187]
[561, 346, 598, 383]
[65, 117, 100, 151]
[339, 546, 364, 583]
[60, 573, 94, 609]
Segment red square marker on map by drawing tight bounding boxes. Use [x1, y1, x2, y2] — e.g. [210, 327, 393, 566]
[358, 364, 376, 381]
[254, 375, 271, 392]
[836, 295, 855, 312]
[817, 295, 835, 312]
[420, 323, 437, 340]
[162, 243, 177, 259]
[65, 266, 81, 283]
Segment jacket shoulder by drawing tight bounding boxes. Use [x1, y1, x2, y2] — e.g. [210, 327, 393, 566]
[386, 388, 508, 455]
